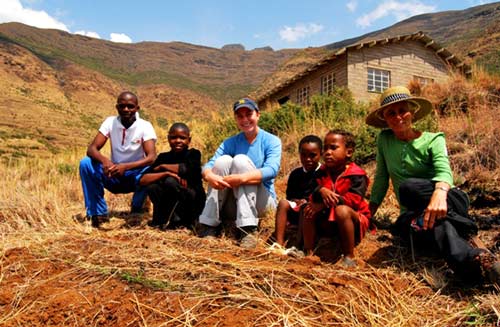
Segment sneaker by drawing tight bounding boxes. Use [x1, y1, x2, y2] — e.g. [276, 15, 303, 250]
[269, 242, 287, 255]
[341, 256, 357, 268]
[91, 215, 109, 228]
[198, 224, 219, 238]
[285, 246, 305, 258]
[240, 226, 258, 249]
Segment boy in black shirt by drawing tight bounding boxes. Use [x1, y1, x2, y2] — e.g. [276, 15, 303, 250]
[274, 135, 322, 247]
[139, 123, 205, 229]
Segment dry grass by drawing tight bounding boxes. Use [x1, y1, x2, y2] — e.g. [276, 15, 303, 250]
[2, 228, 498, 326]
[1, 74, 500, 326]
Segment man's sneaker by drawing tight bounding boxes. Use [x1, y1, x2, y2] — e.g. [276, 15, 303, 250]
[239, 226, 258, 249]
[198, 224, 219, 238]
[91, 215, 109, 228]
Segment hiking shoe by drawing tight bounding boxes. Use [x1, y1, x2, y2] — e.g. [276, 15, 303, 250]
[239, 226, 258, 249]
[91, 215, 109, 228]
[198, 224, 219, 238]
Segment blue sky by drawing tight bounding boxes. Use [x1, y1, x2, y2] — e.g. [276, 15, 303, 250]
[1, 0, 496, 49]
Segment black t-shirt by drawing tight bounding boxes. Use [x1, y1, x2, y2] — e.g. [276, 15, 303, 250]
[285, 167, 319, 200]
[144, 148, 204, 193]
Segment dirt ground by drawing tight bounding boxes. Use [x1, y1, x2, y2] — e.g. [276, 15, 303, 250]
[0, 210, 499, 327]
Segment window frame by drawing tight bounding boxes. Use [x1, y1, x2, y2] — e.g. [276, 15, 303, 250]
[321, 72, 336, 95]
[413, 75, 434, 86]
[367, 68, 391, 93]
[296, 86, 310, 106]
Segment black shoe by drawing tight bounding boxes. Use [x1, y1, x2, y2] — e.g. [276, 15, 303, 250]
[91, 215, 109, 228]
[198, 224, 219, 238]
[131, 207, 147, 214]
[148, 220, 162, 228]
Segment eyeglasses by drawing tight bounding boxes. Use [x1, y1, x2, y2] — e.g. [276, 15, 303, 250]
[116, 103, 137, 110]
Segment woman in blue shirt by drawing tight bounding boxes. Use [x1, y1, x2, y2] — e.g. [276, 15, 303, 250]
[198, 98, 282, 249]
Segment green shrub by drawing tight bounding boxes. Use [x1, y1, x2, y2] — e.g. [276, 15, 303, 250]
[259, 102, 306, 135]
[201, 115, 238, 162]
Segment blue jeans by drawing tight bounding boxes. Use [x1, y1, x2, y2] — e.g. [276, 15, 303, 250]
[79, 157, 148, 216]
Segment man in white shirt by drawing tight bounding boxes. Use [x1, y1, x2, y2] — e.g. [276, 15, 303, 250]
[79, 91, 157, 227]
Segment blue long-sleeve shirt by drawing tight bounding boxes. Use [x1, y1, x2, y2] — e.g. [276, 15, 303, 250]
[203, 128, 282, 198]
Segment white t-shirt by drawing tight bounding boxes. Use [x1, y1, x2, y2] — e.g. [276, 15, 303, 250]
[99, 116, 157, 164]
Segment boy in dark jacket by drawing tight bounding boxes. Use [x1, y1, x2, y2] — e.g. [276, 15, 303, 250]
[139, 123, 205, 229]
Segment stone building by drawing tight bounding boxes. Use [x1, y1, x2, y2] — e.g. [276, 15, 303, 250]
[256, 31, 470, 110]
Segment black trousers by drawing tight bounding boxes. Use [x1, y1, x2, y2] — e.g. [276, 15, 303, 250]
[396, 178, 482, 278]
[146, 176, 198, 228]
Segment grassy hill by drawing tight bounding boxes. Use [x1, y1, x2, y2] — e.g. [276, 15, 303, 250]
[0, 37, 226, 160]
[0, 1, 500, 161]
[0, 22, 297, 103]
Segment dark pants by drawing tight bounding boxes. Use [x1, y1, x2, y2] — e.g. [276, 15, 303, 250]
[395, 178, 482, 279]
[146, 176, 198, 228]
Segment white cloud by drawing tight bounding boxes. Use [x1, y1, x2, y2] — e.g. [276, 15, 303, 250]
[110, 33, 132, 43]
[346, 0, 358, 12]
[0, 0, 69, 31]
[75, 30, 101, 39]
[356, 1, 436, 28]
[279, 23, 324, 43]
[0, 0, 134, 43]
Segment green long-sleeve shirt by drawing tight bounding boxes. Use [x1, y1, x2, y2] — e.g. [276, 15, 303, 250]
[370, 130, 454, 211]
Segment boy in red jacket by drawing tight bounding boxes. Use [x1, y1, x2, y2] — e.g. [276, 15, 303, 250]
[302, 129, 371, 267]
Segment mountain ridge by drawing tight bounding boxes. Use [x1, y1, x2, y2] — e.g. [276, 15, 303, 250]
[1, 2, 499, 159]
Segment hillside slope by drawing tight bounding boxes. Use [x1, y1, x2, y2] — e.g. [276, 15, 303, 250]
[1, 2, 500, 159]
[0, 22, 297, 103]
[0, 39, 220, 160]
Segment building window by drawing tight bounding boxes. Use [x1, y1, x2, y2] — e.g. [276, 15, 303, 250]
[413, 75, 434, 86]
[367, 68, 390, 93]
[321, 72, 336, 95]
[296, 86, 310, 106]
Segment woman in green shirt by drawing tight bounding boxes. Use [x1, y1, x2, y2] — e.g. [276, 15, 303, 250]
[366, 86, 499, 284]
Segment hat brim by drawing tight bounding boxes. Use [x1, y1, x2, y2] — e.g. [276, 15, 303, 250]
[365, 97, 433, 128]
[233, 104, 258, 112]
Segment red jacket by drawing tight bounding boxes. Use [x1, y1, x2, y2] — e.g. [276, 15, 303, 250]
[313, 162, 371, 222]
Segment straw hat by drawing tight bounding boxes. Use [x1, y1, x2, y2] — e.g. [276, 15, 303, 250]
[365, 86, 433, 128]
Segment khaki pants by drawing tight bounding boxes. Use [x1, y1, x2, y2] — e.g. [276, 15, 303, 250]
[199, 155, 276, 228]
